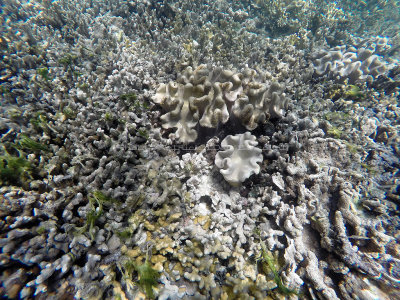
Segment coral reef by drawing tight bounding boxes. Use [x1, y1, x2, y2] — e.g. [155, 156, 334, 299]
[232, 79, 288, 130]
[153, 80, 200, 144]
[0, 0, 399, 299]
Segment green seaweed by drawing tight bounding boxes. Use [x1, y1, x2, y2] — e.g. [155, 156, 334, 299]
[122, 259, 136, 279]
[0, 85, 10, 95]
[119, 93, 137, 102]
[344, 141, 360, 154]
[37, 67, 50, 81]
[361, 163, 377, 175]
[255, 230, 298, 297]
[116, 229, 133, 239]
[136, 258, 159, 299]
[58, 53, 78, 66]
[7, 107, 23, 120]
[63, 106, 77, 119]
[17, 135, 49, 152]
[73, 71, 83, 77]
[36, 226, 47, 235]
[30, 113, 50, 133]
[59, 53, 80, 79]
[138, 128, 149, 139]
[132, 100, 150, 112]
[122, 249, 159, 299]
[0, 150, 31, 186]
[78, 83, 90, 91]
[76, 191, 120, 240]
[120, 93, 150, 112]
[92, 190, 120, 206]
[327, 126, 343, 139]
[104, 112, 114, 122]
[323, 111, 350, 122]
[344, 85, 365, 101]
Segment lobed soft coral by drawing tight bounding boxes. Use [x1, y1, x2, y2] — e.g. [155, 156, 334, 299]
[313, 37, 395, 83]
[215, 132, 263, 186]
[154, 81, 200, 144]
[154, 65, 288, 143]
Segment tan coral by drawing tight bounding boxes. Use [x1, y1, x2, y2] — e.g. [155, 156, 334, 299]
[313, 38, 395, 83]
[154, 65, 288, 143]
[233, 81, 288, 130]
[154, 82, 200, 143]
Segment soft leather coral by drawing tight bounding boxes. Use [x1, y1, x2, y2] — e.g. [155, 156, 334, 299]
[215, 132, 263, 186]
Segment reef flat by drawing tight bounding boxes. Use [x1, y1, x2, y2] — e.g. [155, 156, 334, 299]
[0, 0, 399, 299]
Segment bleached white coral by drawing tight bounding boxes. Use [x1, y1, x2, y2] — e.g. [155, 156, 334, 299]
[215, 132, 263, 186]
[181, 66, 243, 129]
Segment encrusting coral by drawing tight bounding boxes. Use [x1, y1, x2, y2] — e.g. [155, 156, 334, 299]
[215, 132, 263, 186]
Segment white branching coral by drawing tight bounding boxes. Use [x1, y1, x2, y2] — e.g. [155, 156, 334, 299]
[154, 65, 288, 143]
[215, 132, 263, 186]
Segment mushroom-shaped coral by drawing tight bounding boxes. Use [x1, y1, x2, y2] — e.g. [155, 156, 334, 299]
[177, 65, 244, 129]
[154, 65, 243, 143]
[215, 132, 263, 186]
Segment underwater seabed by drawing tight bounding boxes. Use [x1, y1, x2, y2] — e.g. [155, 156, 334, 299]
[0, 0, 400, 299]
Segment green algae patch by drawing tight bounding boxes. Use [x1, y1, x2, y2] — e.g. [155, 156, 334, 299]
[37, 67, 50, 81]
[119, 92, 150, 113]
[121, 251, 160, 299]
[62, 106, 77, 119]
[138, 128, 149, 139]
[255, 231, 299, 297]
[116, 229, 133, 239]
[0, 151, 32, 187]
[30, 112, 51, 134]
[327, 126, 343, 139]
[136, 258, 160, 299]
[344, 85, 365, 101]
[58, 53, 78, 66]
[75, 191, 120, 240]
[361, 163, 377, 175]
[17, 135, 49, 152]
[119, 93, 137, 102]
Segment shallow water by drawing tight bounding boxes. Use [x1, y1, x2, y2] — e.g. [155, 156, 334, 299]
[0, 1, 399, 299]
